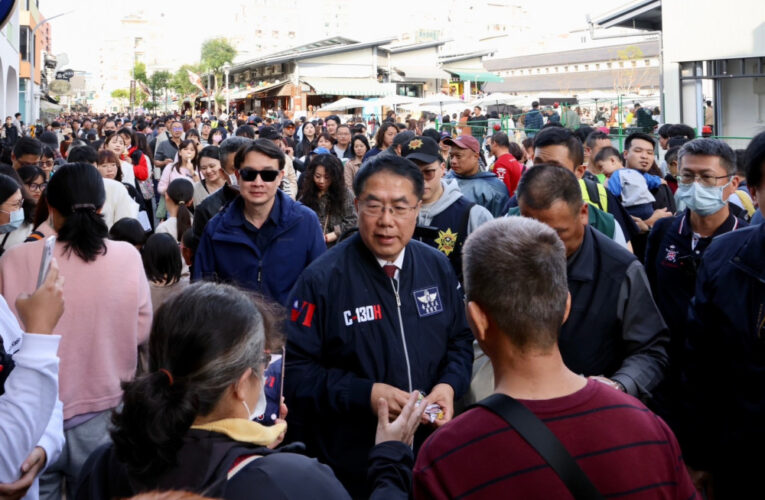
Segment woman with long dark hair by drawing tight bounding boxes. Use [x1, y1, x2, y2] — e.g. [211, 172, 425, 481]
[295, 121, 316, 158]
[363, 122, 397, 161]
[75, 282, 424, 499]
[0, 163, 152, 499]
[344, 134, 369, 190]
[156, 179, 193, 242]
[298, 154, 357, 247]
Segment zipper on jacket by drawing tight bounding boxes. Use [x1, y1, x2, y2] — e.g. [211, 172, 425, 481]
[389, 277, 413, 393]
[257, 265, 263, 291]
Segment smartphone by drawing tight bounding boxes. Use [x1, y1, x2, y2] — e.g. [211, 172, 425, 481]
[279, 346, 286, 404]
[36, 236, 56, 289]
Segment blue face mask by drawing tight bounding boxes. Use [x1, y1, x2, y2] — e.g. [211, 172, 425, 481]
[674, 181, 729, 216]
[0, 208, 24, 233]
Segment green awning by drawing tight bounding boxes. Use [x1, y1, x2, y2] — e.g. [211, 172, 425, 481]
[450, 71, 503, 83]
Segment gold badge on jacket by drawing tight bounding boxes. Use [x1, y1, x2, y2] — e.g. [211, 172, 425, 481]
[435, 228, 458, 256]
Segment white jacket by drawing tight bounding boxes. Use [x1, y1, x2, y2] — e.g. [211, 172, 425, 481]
[0, 295, 64, 499]
[102, 178, 139, 229]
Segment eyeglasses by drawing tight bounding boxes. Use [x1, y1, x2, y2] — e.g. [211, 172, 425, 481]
[26, 182, 47, 193]
[677, 172, 732, 188]
[359, 200, 418, 218]
[41, 160, 55, 168]
[239, 168, 280, 183]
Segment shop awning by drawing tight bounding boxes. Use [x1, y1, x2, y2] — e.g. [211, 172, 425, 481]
[448, 70, 503, 83]
[252, 80, 289, 96]
[393, 66, 451, 81]
[301, 77, 395, 96]
[230, 88, 252, 100]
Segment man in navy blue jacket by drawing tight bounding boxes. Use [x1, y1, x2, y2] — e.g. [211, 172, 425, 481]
[193, 139, 325, 306]
[678, 131, 765, 497]
[284, 154, 473, 499]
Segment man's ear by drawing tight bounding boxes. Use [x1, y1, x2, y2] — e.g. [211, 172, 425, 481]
[579, 202, 589, 226]
[574, 164, 587, 179]
[467, 301, 489, 342]
[562, 292, 572, 325]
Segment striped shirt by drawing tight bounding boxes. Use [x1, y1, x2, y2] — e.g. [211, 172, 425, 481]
[414, 380, 697, 499]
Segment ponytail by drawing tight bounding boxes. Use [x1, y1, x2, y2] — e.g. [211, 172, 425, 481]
[111, 370, 197, 478]
[166, 179, 194, 242]
[46, 163, 108, 262]
[109, 282, 269, 479]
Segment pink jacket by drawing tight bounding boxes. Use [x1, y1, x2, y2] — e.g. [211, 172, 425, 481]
[158, 164, 195, 194]
[0, 239, 152, 420]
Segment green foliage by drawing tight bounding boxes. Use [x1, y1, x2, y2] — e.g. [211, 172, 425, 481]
[200, 38, 236, 74]
[201, 38, 236, 89]
[111, 88, 129, 99]
[144, 101, 159, 110]
[133, 62, 148, 83]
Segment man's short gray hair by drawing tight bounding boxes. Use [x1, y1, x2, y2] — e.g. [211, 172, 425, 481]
[219, 136, 252, 166]
[463, 217, 568, 351]
[678, 138, 736, 175]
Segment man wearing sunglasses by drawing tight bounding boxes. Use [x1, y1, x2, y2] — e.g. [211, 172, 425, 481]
[284, 154, 473, 498]
[193, 139, 325, 306]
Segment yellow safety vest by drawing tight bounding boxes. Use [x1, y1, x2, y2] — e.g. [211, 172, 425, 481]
[734, 190, 756, 218]
[579, 179, 608, 212]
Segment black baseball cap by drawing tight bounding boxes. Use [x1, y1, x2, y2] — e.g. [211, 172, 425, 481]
[258, 125, 281, 140]
[403, 136, 441, 164]
[392, 130, 415, 147]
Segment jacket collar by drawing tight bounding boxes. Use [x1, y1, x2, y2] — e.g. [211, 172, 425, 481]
[567, 225, 595, 282]
[677, 209, 741, 238]
[730, 223, 765, 283]
[351, 232, 412, 281]
[190, 418, 285, 447]
[228, 192, 282, 230]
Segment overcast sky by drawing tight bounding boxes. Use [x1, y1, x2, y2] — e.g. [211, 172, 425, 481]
[46, 0, 617, 74]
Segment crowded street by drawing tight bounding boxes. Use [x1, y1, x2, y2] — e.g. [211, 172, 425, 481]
[1, 0, 765, 499]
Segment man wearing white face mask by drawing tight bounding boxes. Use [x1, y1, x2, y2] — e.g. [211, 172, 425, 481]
[644, 138, 748, 433]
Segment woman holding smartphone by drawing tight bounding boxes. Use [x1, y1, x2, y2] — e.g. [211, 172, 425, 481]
[0, 162, 152, 499]
[76, 282, 425, 500]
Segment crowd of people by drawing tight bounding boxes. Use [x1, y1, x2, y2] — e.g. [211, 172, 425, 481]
[0, 103, 764, 500]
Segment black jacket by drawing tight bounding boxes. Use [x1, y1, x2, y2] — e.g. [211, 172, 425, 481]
[191, 182, 239, 249]
[284, 234, 473, 497]
[74, 428, 414, 500]
[562, 225, 669, 399]
[679, 223, 765, 474]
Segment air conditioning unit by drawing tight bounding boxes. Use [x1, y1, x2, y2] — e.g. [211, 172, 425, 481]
[263, 66, 272, 76]
[272, 64, 283, 75]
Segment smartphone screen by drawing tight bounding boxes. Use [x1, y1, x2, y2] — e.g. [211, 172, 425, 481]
[36, 236, 56, 289]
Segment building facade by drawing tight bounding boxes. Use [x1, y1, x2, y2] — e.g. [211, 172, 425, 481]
[483, 41, 660, 99]
[594, 0, 765, 148]
[0, 0, 19, 122]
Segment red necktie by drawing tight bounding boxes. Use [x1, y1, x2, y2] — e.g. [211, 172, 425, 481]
[383, 264, 397, 279]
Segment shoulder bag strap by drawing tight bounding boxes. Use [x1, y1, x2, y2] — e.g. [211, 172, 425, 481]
[472, 393, 604, 500]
